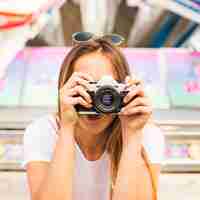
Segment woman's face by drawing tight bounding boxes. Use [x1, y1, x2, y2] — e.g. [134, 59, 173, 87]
[73, 51, 118, 135]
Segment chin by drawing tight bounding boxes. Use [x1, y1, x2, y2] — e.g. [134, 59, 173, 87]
[78, 114, 113, 135]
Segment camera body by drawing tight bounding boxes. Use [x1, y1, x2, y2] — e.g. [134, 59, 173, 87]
[75, 76, 128, 114]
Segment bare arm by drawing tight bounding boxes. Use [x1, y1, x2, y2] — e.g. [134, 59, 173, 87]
[112, 133, 160, 200]
[113, 77, 161, 200]
[27, 126, 75, 200]
[26, 72, 93, 200]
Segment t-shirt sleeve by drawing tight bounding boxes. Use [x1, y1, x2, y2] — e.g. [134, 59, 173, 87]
[142, 124, 165, 164]
[22, 116, 57, 169]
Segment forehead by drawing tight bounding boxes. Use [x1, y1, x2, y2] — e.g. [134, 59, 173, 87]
[73, 52, 117, 80]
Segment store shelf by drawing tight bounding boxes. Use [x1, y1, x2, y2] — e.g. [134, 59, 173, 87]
[0, 117, 199, 172]
[0, 107, 199, 129]
[149, 0, 200, 24]
[163, 159, 200, 172]
[0, 107, 55, 129]
[153, 108, 200, 126]
[0, 130, 24, 135]
[0, 162, 23, 171]
[163, 124, 200, 138]
[164, 132, 200, 139]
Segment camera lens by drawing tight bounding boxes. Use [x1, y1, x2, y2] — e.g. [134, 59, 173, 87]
[94, 86, 121, 113]
[101, 93, 113, 106]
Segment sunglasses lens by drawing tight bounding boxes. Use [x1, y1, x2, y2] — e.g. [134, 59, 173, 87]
[72, 32, 94, 43]
[102, 34, 125, 46]
[111, 35, 122, 44]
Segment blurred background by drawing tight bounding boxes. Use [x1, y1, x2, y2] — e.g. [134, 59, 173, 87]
[0, 0, 200, 199]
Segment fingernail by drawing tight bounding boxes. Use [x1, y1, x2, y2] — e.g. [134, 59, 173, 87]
[86, 103, 92, 108]
[118, 112, 122, 115]
[123, 98, 127, 104]
[121, 108, 125, 112]
[118, 111, 124, 116]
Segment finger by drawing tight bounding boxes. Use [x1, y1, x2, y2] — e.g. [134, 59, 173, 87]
[125, 75, 141, 87]
[121, 106, 152, 116]
[75, 77, 91, 89]
[121, 97, 151, 112]
[65, 71, 92, 89]
[73, 72, 93, 81]
[73, 85, 92, 103]
[74, 96, 92, 107]
[63, 96, 92, 108]
[64, 76, 90, 91]
[123, 84, 145, 104]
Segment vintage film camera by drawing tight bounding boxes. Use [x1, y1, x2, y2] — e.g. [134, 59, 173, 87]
[75, 76, 129, 115]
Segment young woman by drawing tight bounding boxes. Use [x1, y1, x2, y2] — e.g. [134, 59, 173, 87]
[23, 38, 165, 200]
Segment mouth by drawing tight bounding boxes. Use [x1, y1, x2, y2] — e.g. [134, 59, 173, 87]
[81, 113, 105, 123]
[86, 114, 102, 121]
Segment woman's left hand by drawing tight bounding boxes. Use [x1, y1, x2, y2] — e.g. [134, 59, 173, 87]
[119, 76, 153, 144]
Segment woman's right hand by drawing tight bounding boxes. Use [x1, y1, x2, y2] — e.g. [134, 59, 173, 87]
[59, 72, 93, 129]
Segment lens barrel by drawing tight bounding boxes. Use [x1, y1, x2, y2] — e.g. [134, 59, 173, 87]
[94, 86, 121, 113]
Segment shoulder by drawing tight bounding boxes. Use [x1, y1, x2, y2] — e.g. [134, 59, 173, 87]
[142, 123, 165, 164]
[25, 114, 58, 138]
[23, 114, 58, 154]
[23, 114, 58, 168]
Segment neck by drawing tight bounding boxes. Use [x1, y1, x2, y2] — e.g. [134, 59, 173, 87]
[75, 126, 108, 161]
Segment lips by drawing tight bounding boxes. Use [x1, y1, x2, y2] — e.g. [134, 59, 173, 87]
[86, 114, 102, 121]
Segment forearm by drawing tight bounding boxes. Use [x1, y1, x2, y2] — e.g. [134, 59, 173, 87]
[36, 126, 75, 200]
[112, 131, 153, 200]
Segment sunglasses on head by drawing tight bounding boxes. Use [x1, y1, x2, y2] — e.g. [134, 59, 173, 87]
[72, 32, 125, 47]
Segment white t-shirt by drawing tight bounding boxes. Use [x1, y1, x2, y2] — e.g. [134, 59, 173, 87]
[23, 114, 165, 200]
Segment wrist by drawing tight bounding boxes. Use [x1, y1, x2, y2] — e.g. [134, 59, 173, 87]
[59, 124, 75, 137]
[122, 137, 142, 154]
[121, 140, 144, 165]
[122, 126, 142, 147]
[58, 127, 76, 151]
